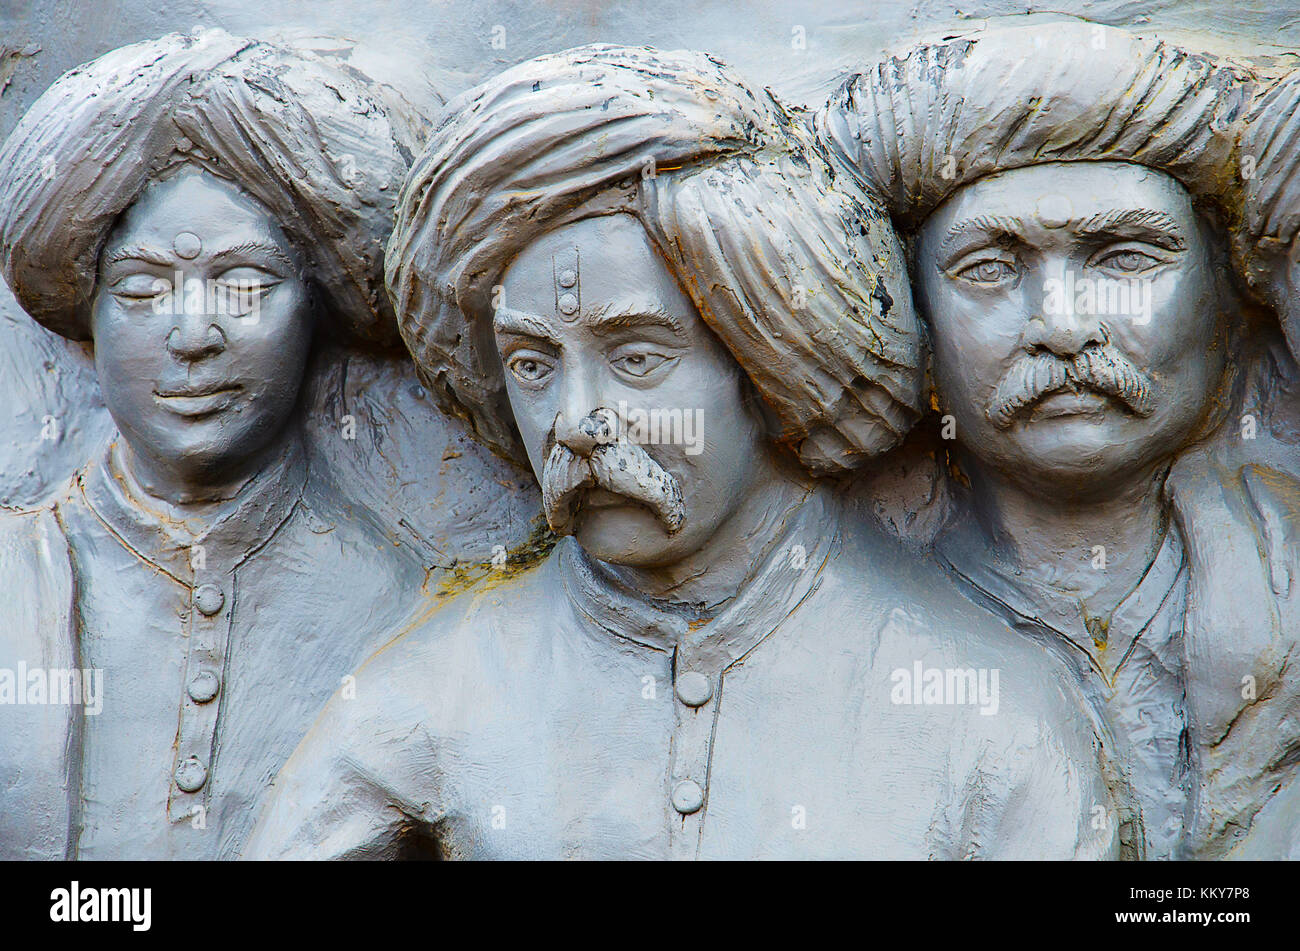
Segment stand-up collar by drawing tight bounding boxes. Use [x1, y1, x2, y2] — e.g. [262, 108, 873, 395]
[560, 484, 841, 666]
[80, 436, 308, 583]
[937, 508, 1186, 685]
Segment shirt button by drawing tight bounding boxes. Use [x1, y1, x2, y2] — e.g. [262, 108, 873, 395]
[557, 268, 577, 288]
[194, 584, 225, 617]
[174, 756, 208, 793]
[675, 671, 713, 707]
[557, 293, 579, 316]
[672, 779, 705, 815]
[187, 671, 221, 704]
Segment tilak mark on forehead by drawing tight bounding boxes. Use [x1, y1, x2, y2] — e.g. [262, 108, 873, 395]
[553, 247, 580, 321]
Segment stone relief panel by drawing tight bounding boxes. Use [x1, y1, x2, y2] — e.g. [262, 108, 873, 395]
[0, 6, 1297, 861]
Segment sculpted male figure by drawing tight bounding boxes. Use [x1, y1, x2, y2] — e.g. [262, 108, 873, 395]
[0, 31, 430, 859]
[821, 23, 1299, 858]
[1208, 69, 1300, 858]
[248, 46, 1118, 861]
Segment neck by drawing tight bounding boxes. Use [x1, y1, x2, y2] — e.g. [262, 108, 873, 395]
[602, 457, 811, 610]
[961, 452, 1169, 616]
[118, 435, 285, 511]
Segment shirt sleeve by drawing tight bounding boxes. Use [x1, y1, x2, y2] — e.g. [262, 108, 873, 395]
[242, 678, 437, 860]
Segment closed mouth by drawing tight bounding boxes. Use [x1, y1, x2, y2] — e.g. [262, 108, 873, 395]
[152, 384, 242, 417]
[581, 488, 632, 510]
[1028, 389, 1114, 420]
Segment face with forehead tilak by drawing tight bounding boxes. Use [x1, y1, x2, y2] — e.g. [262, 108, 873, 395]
[92, 167, 313, 500]
[496, 212, 772, 568]
[916, 161, 1230, 500]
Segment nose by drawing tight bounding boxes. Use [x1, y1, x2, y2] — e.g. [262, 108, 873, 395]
[1023, 259, 1106, 357]
[552, 364, 604, 456]
[166, 311, 226, 361]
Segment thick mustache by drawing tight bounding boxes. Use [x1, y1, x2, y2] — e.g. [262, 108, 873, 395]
[540, 410, 685, 536]
[986, 346, 1156, 428]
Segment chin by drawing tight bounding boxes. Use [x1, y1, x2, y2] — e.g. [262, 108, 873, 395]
[1003, 442, 1156, 499]
[573, 507, 683, 567]
[133, 422, 266, 477]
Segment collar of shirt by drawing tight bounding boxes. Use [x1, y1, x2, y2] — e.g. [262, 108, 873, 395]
[936, 509, 1187, 685]
[78, 436, 309, 583]
[559, 483, 841, 669]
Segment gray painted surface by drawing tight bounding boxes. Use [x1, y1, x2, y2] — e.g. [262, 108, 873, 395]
[0, 4, 1297, 860]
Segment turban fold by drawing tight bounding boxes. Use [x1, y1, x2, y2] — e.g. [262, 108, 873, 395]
[387, 44, 921, 475]
[1237, 69, 1300, 292]
[0, 29, 428, 348]
[817, 23, 1254, 231]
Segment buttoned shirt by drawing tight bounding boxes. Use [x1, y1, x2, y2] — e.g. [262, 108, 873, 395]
[937, 512, 1190, 860]
[0, 436, 428, 859]
[248, 486, 1119, 860]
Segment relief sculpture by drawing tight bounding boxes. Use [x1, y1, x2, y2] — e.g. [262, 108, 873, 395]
[0, 9, 1297, 863]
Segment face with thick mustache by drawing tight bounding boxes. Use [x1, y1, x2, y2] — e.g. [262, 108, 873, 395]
[916, 161, 1229, 495]
[495, 213, 766, 567]
[93, 168, 312, 495]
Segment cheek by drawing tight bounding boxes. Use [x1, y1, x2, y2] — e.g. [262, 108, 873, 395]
[91, 303, 157, 385]
[501, 379, 556, 473]
[657, 362, 758, 511]
[1117, 273, 1219, 371]
[225, 289, 312, 391]
[926, 294, 1012, 403]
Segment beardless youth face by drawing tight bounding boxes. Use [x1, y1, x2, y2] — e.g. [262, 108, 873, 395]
[916, 161, 1229, 498]
[92, 167, 313, 496]
[496, 212, 768, 568]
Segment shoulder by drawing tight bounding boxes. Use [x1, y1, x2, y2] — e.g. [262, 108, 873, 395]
[344, 549, 566, 716]
[831, 508, 1079, 681]
[827, 508, 1105, 765]
[0, 500, 75, 626]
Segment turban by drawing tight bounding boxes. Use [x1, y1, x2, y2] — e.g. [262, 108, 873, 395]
[1237, 69, 1300, 299]
[387, 44, 921, 475]
[817, 23, 1254, 232]
[0, 29, 428, 348]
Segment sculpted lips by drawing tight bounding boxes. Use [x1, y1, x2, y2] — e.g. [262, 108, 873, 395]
[152, 381, 243, 418]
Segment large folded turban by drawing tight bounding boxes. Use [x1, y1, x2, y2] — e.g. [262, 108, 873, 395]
[1237, 69, 1300, 294]
[817, 22, 1254, 232]
[387, 44, 921, 475]
[0, 29, 427, 348]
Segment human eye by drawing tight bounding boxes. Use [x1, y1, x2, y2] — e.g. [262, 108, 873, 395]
[952, 255, 1018, 287]
[609, 344, 675, 380]
[109, 273, 171, 302]
[1089, 244, 1170, 276]
[216, 266, 281, 293]
[506, 350, 556, 385]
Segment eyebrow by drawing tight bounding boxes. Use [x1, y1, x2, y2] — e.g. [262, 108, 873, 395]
[210, 241, 297, 272]
[938, 214, 1025, 256]
[100, 241, 297, 271]
[492, 303, 687, 341]
[1066, 208, 1187, 249]
[101, 246, 174, 268]
[493, 306, 560, 344]
[940, 207, 1189, 258]
[586, 303, 686, 336]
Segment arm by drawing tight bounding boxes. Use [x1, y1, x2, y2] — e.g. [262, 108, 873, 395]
[242, 680, 439, 860]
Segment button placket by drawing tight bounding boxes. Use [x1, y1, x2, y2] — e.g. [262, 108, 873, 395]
[667, 634, 723, 861]
[167, 565, 234, 823]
